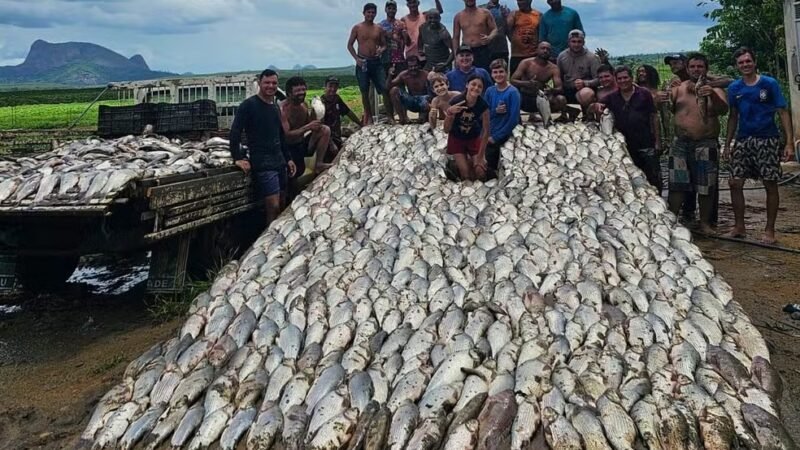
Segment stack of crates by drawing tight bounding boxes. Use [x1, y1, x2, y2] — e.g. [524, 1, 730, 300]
[97, 104, 157, 137]
[155, 100, 218, 134]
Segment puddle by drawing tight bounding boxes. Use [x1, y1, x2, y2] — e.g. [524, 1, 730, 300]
[66, 253, 150, 295]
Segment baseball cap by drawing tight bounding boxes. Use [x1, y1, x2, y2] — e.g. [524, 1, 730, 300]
[568, 29, 585, 39]
[325, 76, 340, 85]
[385, 0, 397, 5]
[664, 54, 686, 64]
[457, 45, 473, 54]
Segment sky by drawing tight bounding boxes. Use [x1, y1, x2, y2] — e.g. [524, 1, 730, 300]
[0, 0, 717, 74]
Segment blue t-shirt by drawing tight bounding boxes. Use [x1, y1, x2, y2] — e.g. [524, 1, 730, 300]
[728, 75, 787, 138]
[539, 6, 583, 56]
[485, 85, 521, 142]
[446, 67, 493, 93]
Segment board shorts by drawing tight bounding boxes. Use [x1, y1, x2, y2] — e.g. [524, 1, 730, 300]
[287, 135, 311, 179]
[400, 91, 429, 113]
[471, 45, 492, 72]
[668, 137, 719, 195]
[731, 136, 782, 181]
[356, 56, 387, 95]
[630, 147, 662, 194]
[253, 168, 288, 197]
[447, 134, 481, 156]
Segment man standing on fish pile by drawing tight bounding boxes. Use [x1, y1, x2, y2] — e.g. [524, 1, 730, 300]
[389, 55, 431, 124]
[596, 66, 662, 192]
[229, 69, 297, 226]
[507, 0, 542, 76]
[666, 53, 728, 235]
[724, 47, 794, 244]
[556, 29, 600, 121]
[320, 76, 362, 160]
[281, 76, 332, 186]
[453, 0, 498, 71]
[485, 58, 521, 175]
[418, 9, 454, 72]
[539, 0, 583, 57]
[446, 45, 493, 93]
[348, 2, 388, 125]
[510, 41, 566, 122]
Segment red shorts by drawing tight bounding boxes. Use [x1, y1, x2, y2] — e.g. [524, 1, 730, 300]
[447, 134, 481, 156]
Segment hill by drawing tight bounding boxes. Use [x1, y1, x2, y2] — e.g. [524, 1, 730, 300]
[0, 40, 174, 87]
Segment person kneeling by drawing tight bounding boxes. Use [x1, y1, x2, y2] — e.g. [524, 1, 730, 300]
[444, 74, 490, 181]
[389, 55, 430, 124]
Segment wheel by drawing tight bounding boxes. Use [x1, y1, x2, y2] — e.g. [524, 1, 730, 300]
[16, 254, 80, 292]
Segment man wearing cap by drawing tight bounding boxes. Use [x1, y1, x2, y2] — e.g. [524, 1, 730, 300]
[507, 0, 542, 76]
[511, 41, 566, 121]
[402, 0, 444, 60]
[453, 0, 498, 71]
[418, 9, 453, 72]
[556, 29, 599, 119]
[480, 0, 512, 64]
[539, 0, 583, 56]
[389, 55, 431, 123]
[347, 2, 388, 125]
[381, 1, 410, 123]
[321, 76, 361, 162]
[447, 45, 494, 92]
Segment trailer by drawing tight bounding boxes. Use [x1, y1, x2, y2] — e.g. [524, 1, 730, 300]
[0, 166, 260, 293]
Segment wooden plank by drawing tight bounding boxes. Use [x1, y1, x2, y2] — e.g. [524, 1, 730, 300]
[163, 196, 251, 228]
[147, 171, 251, 209]
[0, 204, 111, 217]
[162, 187, 251, 218]
[143, 203, 257, 243]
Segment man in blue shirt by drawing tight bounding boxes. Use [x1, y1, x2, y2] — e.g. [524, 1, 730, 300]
[446, 45, 493, 92]
[484, 58, 521, 175]
[724, 47, 794, 244]
[539, 0, 583, 56]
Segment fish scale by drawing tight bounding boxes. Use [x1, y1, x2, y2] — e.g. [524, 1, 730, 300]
[82, 123, 795, 450]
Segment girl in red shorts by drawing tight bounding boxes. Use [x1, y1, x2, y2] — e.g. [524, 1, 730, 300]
[444, 74, 491, 181]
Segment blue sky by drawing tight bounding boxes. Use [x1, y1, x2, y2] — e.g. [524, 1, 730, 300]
[0, 0, 716, 73]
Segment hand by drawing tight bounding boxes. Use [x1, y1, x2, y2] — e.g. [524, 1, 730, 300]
[479, 34, 491, 45]
[784, 143, 795, 162]
[447, 100, 466, 116]
[287, 160, 297, 178]
[594, 103, 606, 114]
[235, 159, 251, 174]
[574, 79, 586, 90]
[429, 109, 439, 121]
[306, 120, 322, 132]
[697, 85, 712, 97]
[496, 103, 507, 115]
[657, 91, 671, 104]
[670, 79, 681, 89]
[356, 57, 366, 68]
[722, 145, 732, 161]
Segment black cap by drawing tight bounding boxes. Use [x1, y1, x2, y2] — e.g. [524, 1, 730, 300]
[325, 76, 340, 84]
[457, 45, 473, 55]
[664, 54, 686, 64]
[385, 0, 397, 5]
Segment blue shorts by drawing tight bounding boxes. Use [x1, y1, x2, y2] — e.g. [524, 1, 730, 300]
[253, 168, 287, 197]
[400, 91, 429, 113]
[355, 57, 387, 95]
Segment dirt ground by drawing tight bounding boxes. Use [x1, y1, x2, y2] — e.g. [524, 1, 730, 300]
[1, 184, 800, 449]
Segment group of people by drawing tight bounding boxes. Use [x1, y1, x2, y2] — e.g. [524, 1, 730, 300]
[232, 0, 795, 244]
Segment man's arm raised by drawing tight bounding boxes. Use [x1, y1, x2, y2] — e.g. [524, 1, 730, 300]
[452, 13, 462, 55]
[434, 0, 443, 14]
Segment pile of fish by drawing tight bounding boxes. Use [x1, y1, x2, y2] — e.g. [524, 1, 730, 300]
[81, 123, 795, 449]
[0, 134, 232, 207]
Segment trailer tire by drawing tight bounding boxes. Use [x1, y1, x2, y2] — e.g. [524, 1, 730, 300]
[17, 254, 80, 292]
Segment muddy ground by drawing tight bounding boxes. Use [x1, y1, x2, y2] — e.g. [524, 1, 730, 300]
[1, 183, 800, 449]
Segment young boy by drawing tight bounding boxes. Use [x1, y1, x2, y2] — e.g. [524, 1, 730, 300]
[484, 59, 521, 174]
[428, 72, 461, 128]
[320, 76, 361, 169]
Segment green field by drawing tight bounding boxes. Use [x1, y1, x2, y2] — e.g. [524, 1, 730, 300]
[0, 86, 363, 131]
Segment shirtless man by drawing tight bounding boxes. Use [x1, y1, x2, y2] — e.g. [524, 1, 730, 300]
[667, 53, 728, 234]
[453, 0, 498, 71]
[587, 64, 616, 120]
[402, 0, 444, 59]
[280, 76, 331, 185]
[418, 9, 453, 72]
[510, 41, 566, 121]
[348, 3, 387, 125]
[389, 55, 431, 124]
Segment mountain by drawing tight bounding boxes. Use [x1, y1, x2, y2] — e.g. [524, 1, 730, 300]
[0, 40, 174, 86]
[291, 64, 318, 71]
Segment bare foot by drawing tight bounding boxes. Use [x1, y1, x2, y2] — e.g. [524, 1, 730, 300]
[698, 224, 715, 235]
[761, 231, 777, 245]
[722, 228, 747, 239]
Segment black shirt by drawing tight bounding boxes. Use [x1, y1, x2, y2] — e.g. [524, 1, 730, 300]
[605, 86, 656, 151]
[449, 94, 489, 140]
[229, 95, 292, 171]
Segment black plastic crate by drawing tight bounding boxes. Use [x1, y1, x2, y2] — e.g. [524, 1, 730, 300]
[97, 103, 157, 137]
[155, 100, 218, 134]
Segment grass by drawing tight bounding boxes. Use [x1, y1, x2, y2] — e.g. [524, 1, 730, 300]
[146, 278, 211, 323]
[91, 353, 127, 375]
[0, 99, 134, 130]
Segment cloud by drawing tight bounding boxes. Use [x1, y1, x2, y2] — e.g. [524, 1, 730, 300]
[0, 0, 717, 73]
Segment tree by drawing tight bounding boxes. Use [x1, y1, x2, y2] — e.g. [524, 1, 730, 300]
[699, 0, 785, 79]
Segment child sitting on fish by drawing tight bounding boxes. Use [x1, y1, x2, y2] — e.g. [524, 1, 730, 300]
[444, 74, 491, 181]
